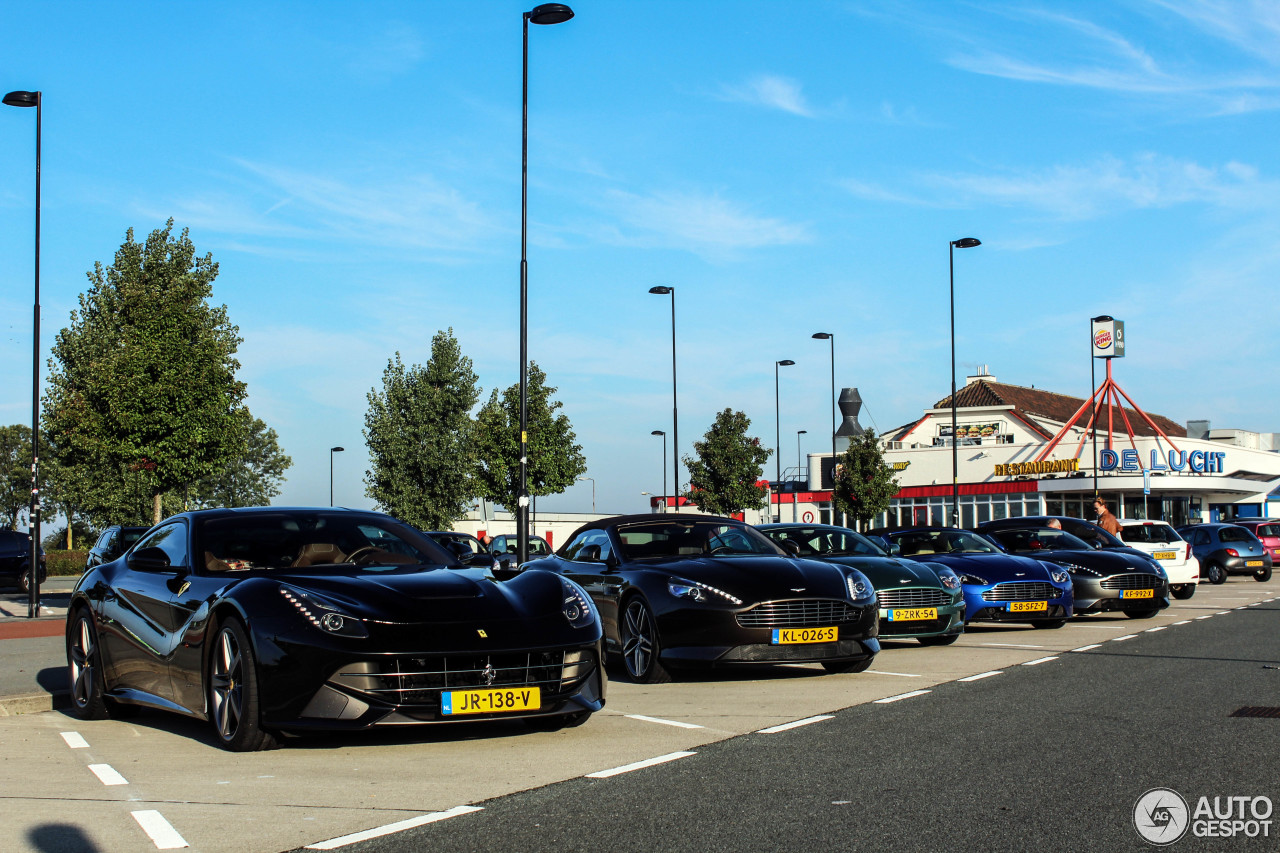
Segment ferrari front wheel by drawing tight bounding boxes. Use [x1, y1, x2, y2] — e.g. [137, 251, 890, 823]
[67, 610, 109, 720]
[208, 618, 278, 751]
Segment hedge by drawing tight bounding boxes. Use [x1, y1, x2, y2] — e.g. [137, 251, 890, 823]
[45, 551, 89, 576]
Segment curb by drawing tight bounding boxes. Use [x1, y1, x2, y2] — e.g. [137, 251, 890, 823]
[0, 690, 70, 717]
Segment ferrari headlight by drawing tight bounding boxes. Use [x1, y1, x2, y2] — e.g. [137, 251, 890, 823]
[560, 578, 597, 629]
[280, 587, 368, 638]
[845, 571, 875, 603]
[668, 577, 742, 605]
[934, 567, 962, 591]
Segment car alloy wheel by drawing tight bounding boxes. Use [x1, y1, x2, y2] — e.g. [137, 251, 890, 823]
[67, 611, 109, 720]
[621, 598, 670, 684]
[208, 619, 278, 751]
[1207, 563, 1228, 585]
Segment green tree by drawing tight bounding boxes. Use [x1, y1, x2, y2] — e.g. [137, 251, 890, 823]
[683, 408, 772, 516]
[43, 220, 248, 525]
[0, 424, 34, 529]
[190, 413, 292, 509]
[831, 429, 899, 531]
[364, 332, 481, 529]
[474, 362, 586, 512]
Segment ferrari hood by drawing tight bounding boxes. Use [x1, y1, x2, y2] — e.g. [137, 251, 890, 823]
[270, 566, 524, 623]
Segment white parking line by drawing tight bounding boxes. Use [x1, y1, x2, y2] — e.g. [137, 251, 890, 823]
[625, 714, 704, 730]
[757, 715, 835, 733]
[1071, 644, 1102, 652]
[88, 764, 128, 786]
[958, 671, 1002, 682]
[865, 670, 923, 678]
[1217, 611, 1231, 615]
[1173, 620, 1191, 625]
[60, 731, 89, 749]
[1022, 656, 1059, 666]
[873, 690, 931, 704]
[131, 810, 189, 850]
[1195, 615, 1213, 620]
[1112, 635, 1138, 642]
[1145, 627, 1167, 632]
[982, 643, 1044, 649]
[305, 806, 483, 850]
[586, 751, 696, 778]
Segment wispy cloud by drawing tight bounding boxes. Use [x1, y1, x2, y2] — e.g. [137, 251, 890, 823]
[340, 22, 427, 82]
[717, 74, 816, 117]
[594, 188, 811, 256]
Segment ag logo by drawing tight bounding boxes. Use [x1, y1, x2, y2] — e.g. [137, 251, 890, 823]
[1134, 788, 1189, 845]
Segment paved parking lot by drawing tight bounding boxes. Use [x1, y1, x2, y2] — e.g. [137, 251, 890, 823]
[1, 579, 1275, 852]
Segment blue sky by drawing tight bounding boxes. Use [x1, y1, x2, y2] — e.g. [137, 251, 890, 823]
[2, 1, 1278, 517]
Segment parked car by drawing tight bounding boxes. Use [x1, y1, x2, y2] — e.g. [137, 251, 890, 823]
[0, 529, 46, 593]
[757, 523, 965, 645]
[421, 530, 492, 563]
[978, 515, 1148, 558]
[67, 507, 606, 750]
[873, 527, 1074, 628]
[522, 513, 881, 683]
[1176, 523, 1273, 583]
[980, 526, 1170, 619]
[85, 525, 150, 570]
[1228, 520, 1280, 567]
[1114, 519, 1199, 599]
[489, 534, 553, 558]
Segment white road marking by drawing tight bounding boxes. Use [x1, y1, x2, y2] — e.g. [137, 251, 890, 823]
[1022, 656, 1059, 666]
[1071, 644, 1102, 652]
[1195, 615, 1213, 620]
[88, 764, 128, 786]
[757, 715, 835, 733]
[1173, 620, 1191, 625]
[131, 810, 188, 850]
[625, 714, 704, 729]
[1217, 611, 1231, 615]
[982, 643, 1044, 649]
[1145, 626, 1167, 632]
[60, 731, 89, 749]
[866, 670, 923, 678]
[958, 670, 1002, 682]
[305, 806, 484, 850]
[873, 690, 931, 704]
[1111, 635, 1138, 642]
[586, 751, 696, 778]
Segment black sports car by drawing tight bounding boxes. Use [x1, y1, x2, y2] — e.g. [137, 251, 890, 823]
[66, 507, 606, 751]
[521, 513, 880, 683]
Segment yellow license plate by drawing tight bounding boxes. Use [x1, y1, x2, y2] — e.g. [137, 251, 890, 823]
[1246, 560, 1264, 567]
[1121, 588, 1154, 599]
[772, 626, 837, 644]
[1008, 601, 1047, 613]
[886, 607, 938, 622]
[1152, 551, 1176, 560]
[441, 686, 540, 716]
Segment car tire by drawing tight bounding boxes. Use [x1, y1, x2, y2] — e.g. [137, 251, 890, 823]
[1031, 619, 1067, 629]
[918, 634, 961, 645]
[67, 610, 110, 720]
[1171, 584, 1196, 600]
[822, 656, 875, 673]
[1207, 562, 1228, 585]
[1124, 608, 1159, 619]
[17, 569, 32, 596]
[621, 597, 671, 684]
[208, 618, 279, 752]
[1254, 566, 1272, 582]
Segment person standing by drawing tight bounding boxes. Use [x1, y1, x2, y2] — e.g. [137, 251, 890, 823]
[1093, 497, 1120, 535]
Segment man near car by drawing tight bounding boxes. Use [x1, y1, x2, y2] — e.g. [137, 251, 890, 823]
[1093, 497, 1120, 535]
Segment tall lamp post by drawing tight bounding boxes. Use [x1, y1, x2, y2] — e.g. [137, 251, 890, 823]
[1090, 314, 1111, 497]
[795, 429, 807, 522]
[576, 476, 595, 513]
[329, 446, 344, 506]
[5, 89, 41, 619]
[948, 237, 981, 528]
[651, 430, 667, 512]
[811, 332, 836, 524]
[517, 3, 574, 565]
[774, 359, 795, 522]
[649, 286, 678, 512]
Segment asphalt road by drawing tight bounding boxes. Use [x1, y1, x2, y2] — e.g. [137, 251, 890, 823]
[294, 599, 1280, 853]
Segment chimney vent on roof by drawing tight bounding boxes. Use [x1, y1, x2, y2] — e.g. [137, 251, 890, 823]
[965, 365, 995, 386]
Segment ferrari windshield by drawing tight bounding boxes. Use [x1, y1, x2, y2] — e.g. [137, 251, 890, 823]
[986, 528, 1093, 552]
[198, 512, 451, 572]
[762, 527, 887, 558]
[615, 520, 783, 560]
[887, 529, 1000, 556]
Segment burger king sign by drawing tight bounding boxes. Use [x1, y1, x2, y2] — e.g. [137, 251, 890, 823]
[1091, 317, 1125, 359]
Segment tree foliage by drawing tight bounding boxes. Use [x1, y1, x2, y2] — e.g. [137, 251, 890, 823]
[44, 220, 249, 524]
[683, 408, 772, 516]
[364, 332, 480, 530]
[0, 424, 34, 529]
[189, 413, 292, 509]
[474, 362, 586, 512]
[831, 429, 899, 531]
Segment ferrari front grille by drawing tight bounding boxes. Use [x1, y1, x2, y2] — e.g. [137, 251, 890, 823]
[875, 588, 951, 608]
[981, 581, 1060, 602]
[736, 599, 859, 629]
[1100, 574, 1160, 590]
[330, 650, 593, 706]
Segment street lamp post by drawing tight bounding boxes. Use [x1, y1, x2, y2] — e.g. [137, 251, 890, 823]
[329, 446, 344, 506]
[811, 332, 836, 525]
[795, 429, 807, 522]
[774, 359, 795, 523]
[1090, 314, 1111, 497]
[518, 3, 574, 565]
[948, 237, 981, 528]
[5, 89, 41, 619]
[651, 430, 667, 512]
[649, 286, 678, 512]
[576, 476, 595, 513]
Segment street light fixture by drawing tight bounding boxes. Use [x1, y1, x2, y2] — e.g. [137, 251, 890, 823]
[1090, 314, 1112, 497]
[649, 286, 678, 512]
[329, 446, 344, 506]
[795, 429, 807, 522]
[651, 430, 667, 512]
[5, 89, 41, 619]
[576, 476, 595, 513]
[774, 359, 795, 522]
[811, 332, 836, 525]
[517, 3, 574, 565]
[948, 237, 981, 528]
